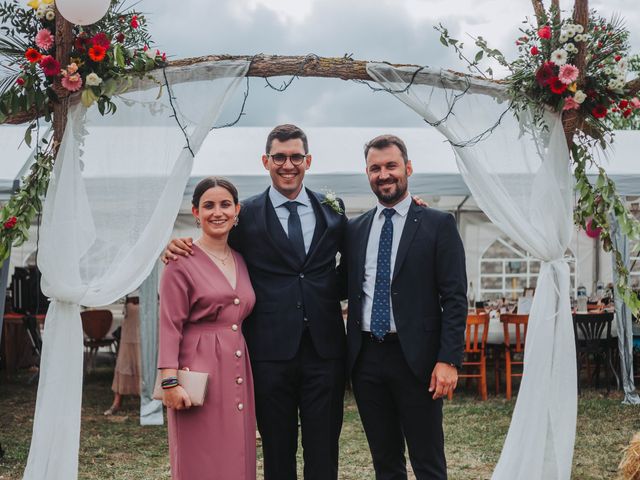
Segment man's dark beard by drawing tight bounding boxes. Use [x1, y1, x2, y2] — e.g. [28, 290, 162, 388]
[374, 180, 406, 205]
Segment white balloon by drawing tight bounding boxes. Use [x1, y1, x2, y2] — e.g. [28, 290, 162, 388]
[55, 0, 111, 26]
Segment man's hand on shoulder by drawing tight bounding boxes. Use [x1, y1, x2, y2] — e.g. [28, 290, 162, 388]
[429, 362, 458, 400]
[161, 237, 194, 264]
[412, 195, 429, 208]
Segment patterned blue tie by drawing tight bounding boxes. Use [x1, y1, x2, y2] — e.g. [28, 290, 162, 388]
[371, 208, 395, 340]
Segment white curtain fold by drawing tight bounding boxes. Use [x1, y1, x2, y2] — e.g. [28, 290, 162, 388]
[24, 60, 249, 480]
[367, 63, 576, 480]
[609, 213, 640, 405]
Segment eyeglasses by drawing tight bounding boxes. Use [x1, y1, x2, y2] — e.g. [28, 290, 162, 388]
[268, 153, 308, 166]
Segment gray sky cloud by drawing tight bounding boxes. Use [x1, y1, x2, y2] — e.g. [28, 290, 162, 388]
[138, 0, 640, 127]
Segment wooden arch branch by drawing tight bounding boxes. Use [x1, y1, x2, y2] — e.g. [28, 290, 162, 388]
[4, 54, 509, 125]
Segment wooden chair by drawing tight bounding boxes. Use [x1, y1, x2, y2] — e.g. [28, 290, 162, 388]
[572, 312, 614, 393]
[449, 312, 490, 400]
[81, 309, 115, 373]
[499, 314, 529, 400]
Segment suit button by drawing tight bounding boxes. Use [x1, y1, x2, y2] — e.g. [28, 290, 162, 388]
[233, 298, 240, 305]
[303, 317, 309, 322]
[235, 350, 242, 358]
[299, 273, 305, 279]
[237, 403, 244, 411]
[296, 302, 302, 309]
[231, 324, 238, 331]
[392, 292, 398, 296]
[355, 319, 360, 326]
[236, 377, 244, 385]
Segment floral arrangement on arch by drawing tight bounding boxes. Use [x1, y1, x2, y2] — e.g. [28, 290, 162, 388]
[436, 6, 640, 313]
[508, 11, 640, 137]
[0, 0, 167, 124]
[0, 0, 167, 260]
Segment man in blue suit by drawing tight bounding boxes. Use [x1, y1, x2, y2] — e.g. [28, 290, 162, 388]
[343, 134, 467, 479]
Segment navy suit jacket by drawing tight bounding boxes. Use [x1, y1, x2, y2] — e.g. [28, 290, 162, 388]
[229, 187, 347, 362]
[344, 201, 467, 382]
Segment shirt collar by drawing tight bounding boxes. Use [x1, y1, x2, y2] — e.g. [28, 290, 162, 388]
[269, 184, 311, 208]
[375, 192, 412, 218]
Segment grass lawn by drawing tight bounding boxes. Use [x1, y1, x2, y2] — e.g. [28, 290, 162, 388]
[0, 369, 637, 479]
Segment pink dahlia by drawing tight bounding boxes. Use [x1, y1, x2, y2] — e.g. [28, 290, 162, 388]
[558, 64, 579, 85]
[61, 73, 82, 92]
[631, 97, 640, 109]
[562, 96, 580, 111]
[35, 28, 54, 50]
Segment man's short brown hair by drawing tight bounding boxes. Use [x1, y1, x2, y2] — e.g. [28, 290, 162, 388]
[364, 134, 408, 164]
[266, 124, 309, 154]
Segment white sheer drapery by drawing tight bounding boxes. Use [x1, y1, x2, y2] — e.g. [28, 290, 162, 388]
[367, 63, 576, 480]
[24, 60, 249, 480]
[609, 213, 640, 405]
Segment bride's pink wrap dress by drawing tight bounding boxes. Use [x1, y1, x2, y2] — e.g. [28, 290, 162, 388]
[159, 246, 257, 480]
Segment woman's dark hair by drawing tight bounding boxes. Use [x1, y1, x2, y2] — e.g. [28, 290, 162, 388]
[192, 177, 239, 208]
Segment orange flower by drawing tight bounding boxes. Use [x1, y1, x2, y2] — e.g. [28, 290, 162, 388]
[88, 44, 106, 62]
[25, 48, 42, 63]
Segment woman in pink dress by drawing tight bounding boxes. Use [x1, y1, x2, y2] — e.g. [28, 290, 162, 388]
[158, 177, 256, 480]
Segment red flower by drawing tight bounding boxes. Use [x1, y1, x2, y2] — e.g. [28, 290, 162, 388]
[619, 100, 629, 109]
[537, 25, 551, 39]
[16, 77, 25, 86]
[39, 55, 60, 76]
[25, 48, 42, 63]
[615, 55, 622, 62]
[530, 46, 540, 55]
[91, 32, 110, 49]
[74, 33, 90, 52]
[623, 108, 632, 118]
[88, 45, 107, 62]
[3, 217, 17, 230]
[130, 15, 139, 29]
[549, 77, 567, 94]
[535, 61, 555, 87]
[116, 32, 125, 43]
[592, 105, 608, 118]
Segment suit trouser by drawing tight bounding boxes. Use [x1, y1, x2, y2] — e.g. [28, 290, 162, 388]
[352, 337, 447, 480]
[252, 329, 345, 480]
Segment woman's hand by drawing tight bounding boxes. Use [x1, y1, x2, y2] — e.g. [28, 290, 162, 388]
[162, 385, 192, 410]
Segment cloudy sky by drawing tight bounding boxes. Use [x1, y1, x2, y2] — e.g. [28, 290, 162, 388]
[137, 0, 639, 127]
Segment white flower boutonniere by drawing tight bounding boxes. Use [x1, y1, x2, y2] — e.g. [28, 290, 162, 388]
[321, 190, 344, 215]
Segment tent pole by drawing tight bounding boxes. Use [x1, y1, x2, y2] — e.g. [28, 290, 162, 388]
[455, 195, 470, 228]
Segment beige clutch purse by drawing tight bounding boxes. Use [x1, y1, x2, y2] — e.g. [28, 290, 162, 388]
[153, 369, 209, 407]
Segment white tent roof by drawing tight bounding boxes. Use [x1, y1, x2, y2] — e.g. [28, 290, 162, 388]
[2, 126, 640, 207]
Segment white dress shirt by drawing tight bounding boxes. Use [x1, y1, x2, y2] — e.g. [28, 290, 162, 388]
[269, 185, 316, 254]
[361, 193, 413, 333]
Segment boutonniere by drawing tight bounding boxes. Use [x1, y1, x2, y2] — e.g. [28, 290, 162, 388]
[321, 190, 344, 215]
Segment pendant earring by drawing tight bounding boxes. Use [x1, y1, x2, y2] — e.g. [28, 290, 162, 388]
[195, 218, 201, 228]
[233, 216, 239, 227]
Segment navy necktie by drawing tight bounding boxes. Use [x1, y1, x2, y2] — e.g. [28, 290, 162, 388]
[284, 201, 306, 261]
[371, 208, 396, 340]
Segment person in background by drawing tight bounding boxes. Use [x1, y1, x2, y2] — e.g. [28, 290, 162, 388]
[104, 294, 141, 416]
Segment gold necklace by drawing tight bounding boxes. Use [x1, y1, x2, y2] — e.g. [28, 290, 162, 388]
[197, 242, 231, 266]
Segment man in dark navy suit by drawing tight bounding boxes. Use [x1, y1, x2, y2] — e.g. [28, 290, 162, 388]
[344, 134, 467, 480]
[165, 125, 347, 480]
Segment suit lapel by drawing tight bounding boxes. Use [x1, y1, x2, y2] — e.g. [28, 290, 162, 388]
[392, 201, 422, 283]
[304, 190, 330, 267]
[356, 208, 377, 285]
[257, 188, 302, 271]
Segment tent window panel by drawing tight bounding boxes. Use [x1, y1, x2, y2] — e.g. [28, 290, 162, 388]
[481, 261, 503, 274]
[505, 276, 527, 290]
[478, 237, 576, 300]
[481, 277, 503, 290]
